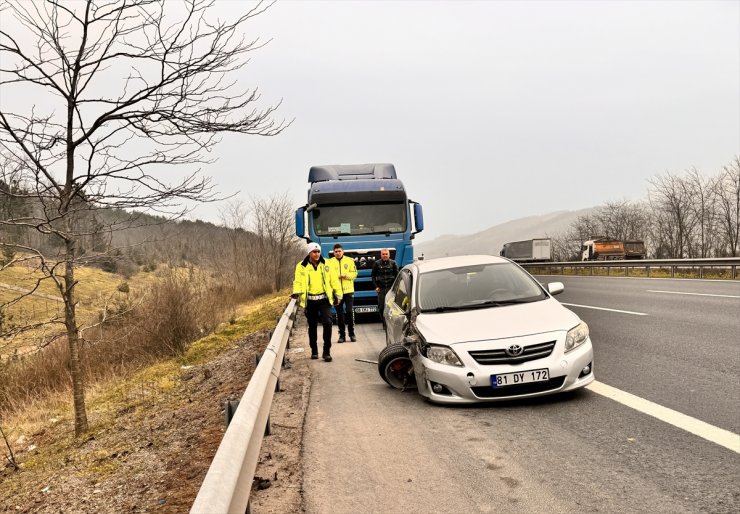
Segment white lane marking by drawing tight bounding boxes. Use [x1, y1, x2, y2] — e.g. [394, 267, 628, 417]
[587, 381, 740, 454]
[560, 303, 647, 316]
[647, 290, 740, 299]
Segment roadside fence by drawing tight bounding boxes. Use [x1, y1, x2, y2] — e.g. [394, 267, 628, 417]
[191, 298, 298, 514]
[520, 257, 740, 280]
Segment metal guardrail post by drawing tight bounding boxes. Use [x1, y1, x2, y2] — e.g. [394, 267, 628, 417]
[191, 299, 298, 514]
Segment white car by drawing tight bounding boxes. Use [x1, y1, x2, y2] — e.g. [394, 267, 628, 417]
[379, 255, 594, 403]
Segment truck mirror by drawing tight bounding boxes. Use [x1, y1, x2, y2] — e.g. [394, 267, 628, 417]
[413, 203, 424, 234]
[295, 207, 305, 238]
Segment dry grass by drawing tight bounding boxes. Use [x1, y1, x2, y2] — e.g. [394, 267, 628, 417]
[0, 291, 289, 512]
[0, 262, 160, 357]
[0, 258, 287, 415]
[0, 289, 287, 438]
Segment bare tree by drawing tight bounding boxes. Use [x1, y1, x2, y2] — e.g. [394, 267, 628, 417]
[249, 193, 300, 291]
[714, 157, 740, 256]
[684, 168, 718, 257]
[594, 200, 651, 243]
[217, 199, 252, 285]
[648, 172, 696, 258]
[0, 0, 288, 436]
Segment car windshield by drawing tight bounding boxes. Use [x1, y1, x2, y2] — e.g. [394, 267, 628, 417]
[417, 262, 547, 312]
[312, 203, 406, 236]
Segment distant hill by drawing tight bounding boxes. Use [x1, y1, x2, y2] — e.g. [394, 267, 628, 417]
[415, 208, 597, 259]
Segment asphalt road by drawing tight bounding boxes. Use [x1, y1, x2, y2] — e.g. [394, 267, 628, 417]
[299, 277, 740, 513]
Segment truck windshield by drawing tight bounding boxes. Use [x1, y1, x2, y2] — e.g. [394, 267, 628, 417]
[312, 202, 406, 236]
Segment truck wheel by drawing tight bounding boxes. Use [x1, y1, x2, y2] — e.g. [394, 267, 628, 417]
[378, 344, 416, 390]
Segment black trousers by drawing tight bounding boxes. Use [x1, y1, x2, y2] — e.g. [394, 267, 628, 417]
[305, 298, 332, 355]
[336, 293, 355, 337]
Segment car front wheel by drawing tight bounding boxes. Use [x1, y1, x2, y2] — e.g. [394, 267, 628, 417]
[377, 343, 416, 390]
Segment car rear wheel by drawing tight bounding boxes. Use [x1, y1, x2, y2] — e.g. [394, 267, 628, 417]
[378, 344, 416, 390]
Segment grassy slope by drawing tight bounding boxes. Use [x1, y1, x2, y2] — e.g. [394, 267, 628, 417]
[0, 291, 289, 509]
[0, 263, 160, 356]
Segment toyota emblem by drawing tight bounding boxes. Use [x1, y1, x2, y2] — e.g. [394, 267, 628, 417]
[505, 344, 524, 357]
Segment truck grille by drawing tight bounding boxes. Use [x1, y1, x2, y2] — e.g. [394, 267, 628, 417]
[468, 341, 556, 365]
[343, 249, 396, 271]
[354, 280, 376, 292]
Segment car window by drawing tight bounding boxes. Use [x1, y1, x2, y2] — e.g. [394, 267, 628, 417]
[393, 274, 408, 308]
[417, 262, 546, 312]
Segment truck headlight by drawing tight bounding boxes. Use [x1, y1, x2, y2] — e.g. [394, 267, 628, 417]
[565, 321, 589, 353]
[424, 344, 463, 367]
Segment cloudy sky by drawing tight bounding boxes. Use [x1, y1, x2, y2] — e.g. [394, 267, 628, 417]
[6, 0, 738, 242]
[199, 0, 739, 242]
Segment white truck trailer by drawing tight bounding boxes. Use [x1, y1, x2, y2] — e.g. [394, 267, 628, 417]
[500, 238, 552, 262]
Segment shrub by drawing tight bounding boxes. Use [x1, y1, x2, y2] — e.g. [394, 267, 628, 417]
[0, 264, 279, 416]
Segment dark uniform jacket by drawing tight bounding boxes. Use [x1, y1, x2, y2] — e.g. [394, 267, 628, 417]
[371, 259, 399, 289]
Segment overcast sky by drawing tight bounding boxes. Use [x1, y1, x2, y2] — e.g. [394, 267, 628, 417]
[197, 0, 739, 242]
[7, 0, 738, 243]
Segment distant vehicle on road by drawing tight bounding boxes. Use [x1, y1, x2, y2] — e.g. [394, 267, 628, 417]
[623, 240, 647, 260]
[581, 238, 626, 261]
[377, 254, 594, 404]
[500, 238, 552, 262]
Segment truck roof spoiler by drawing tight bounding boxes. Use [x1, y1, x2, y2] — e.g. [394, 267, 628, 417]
[308, 163, 397, 182]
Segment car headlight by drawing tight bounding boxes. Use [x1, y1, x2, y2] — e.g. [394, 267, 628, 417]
[565, 321, 589, 353]
[424, 344, 463, 367]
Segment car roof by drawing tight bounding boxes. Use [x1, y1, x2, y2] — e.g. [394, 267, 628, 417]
[413, 254, 510, 273]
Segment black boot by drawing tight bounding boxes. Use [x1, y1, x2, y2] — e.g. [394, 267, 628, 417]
[322, 344, 332, 362]
[310, 346, 318, 359]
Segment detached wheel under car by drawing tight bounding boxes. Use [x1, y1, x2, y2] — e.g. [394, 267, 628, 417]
[378, 344, 416, 390]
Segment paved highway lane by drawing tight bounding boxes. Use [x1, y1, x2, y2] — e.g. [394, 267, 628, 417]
[298, 287, 740, 513]
[534, 275, 740, 433]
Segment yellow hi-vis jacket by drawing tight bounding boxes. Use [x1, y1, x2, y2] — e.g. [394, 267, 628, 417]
[292, 255, 341, 308]
[327, 256, 358, 295]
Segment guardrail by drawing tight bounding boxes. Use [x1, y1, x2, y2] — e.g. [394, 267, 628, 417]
[191, 298, 298, 514]
[520, 257, 740, 280]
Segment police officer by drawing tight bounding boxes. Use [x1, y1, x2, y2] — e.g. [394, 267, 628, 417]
[328, 243, 358, 343]
[292, 242, 341, 361]
[371, 248, 399, 327]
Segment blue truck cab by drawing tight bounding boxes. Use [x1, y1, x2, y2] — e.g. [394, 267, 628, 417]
[295, 163, 424, 314]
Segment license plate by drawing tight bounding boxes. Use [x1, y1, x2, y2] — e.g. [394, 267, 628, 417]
[491, 368, 549, 388]
[354, 306, 377, 314]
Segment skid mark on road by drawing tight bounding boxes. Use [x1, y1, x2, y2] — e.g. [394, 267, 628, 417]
[587, 381, 740, 454]
[561, 303, 647, 316]
[647, 290, 740, 299]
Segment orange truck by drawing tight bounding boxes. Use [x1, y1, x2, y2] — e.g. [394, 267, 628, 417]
[623, 240, 647, 259]
[581, 238, 626, 261]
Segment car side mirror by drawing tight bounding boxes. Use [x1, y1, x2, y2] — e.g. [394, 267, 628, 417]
[547, 282, 564, 296]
